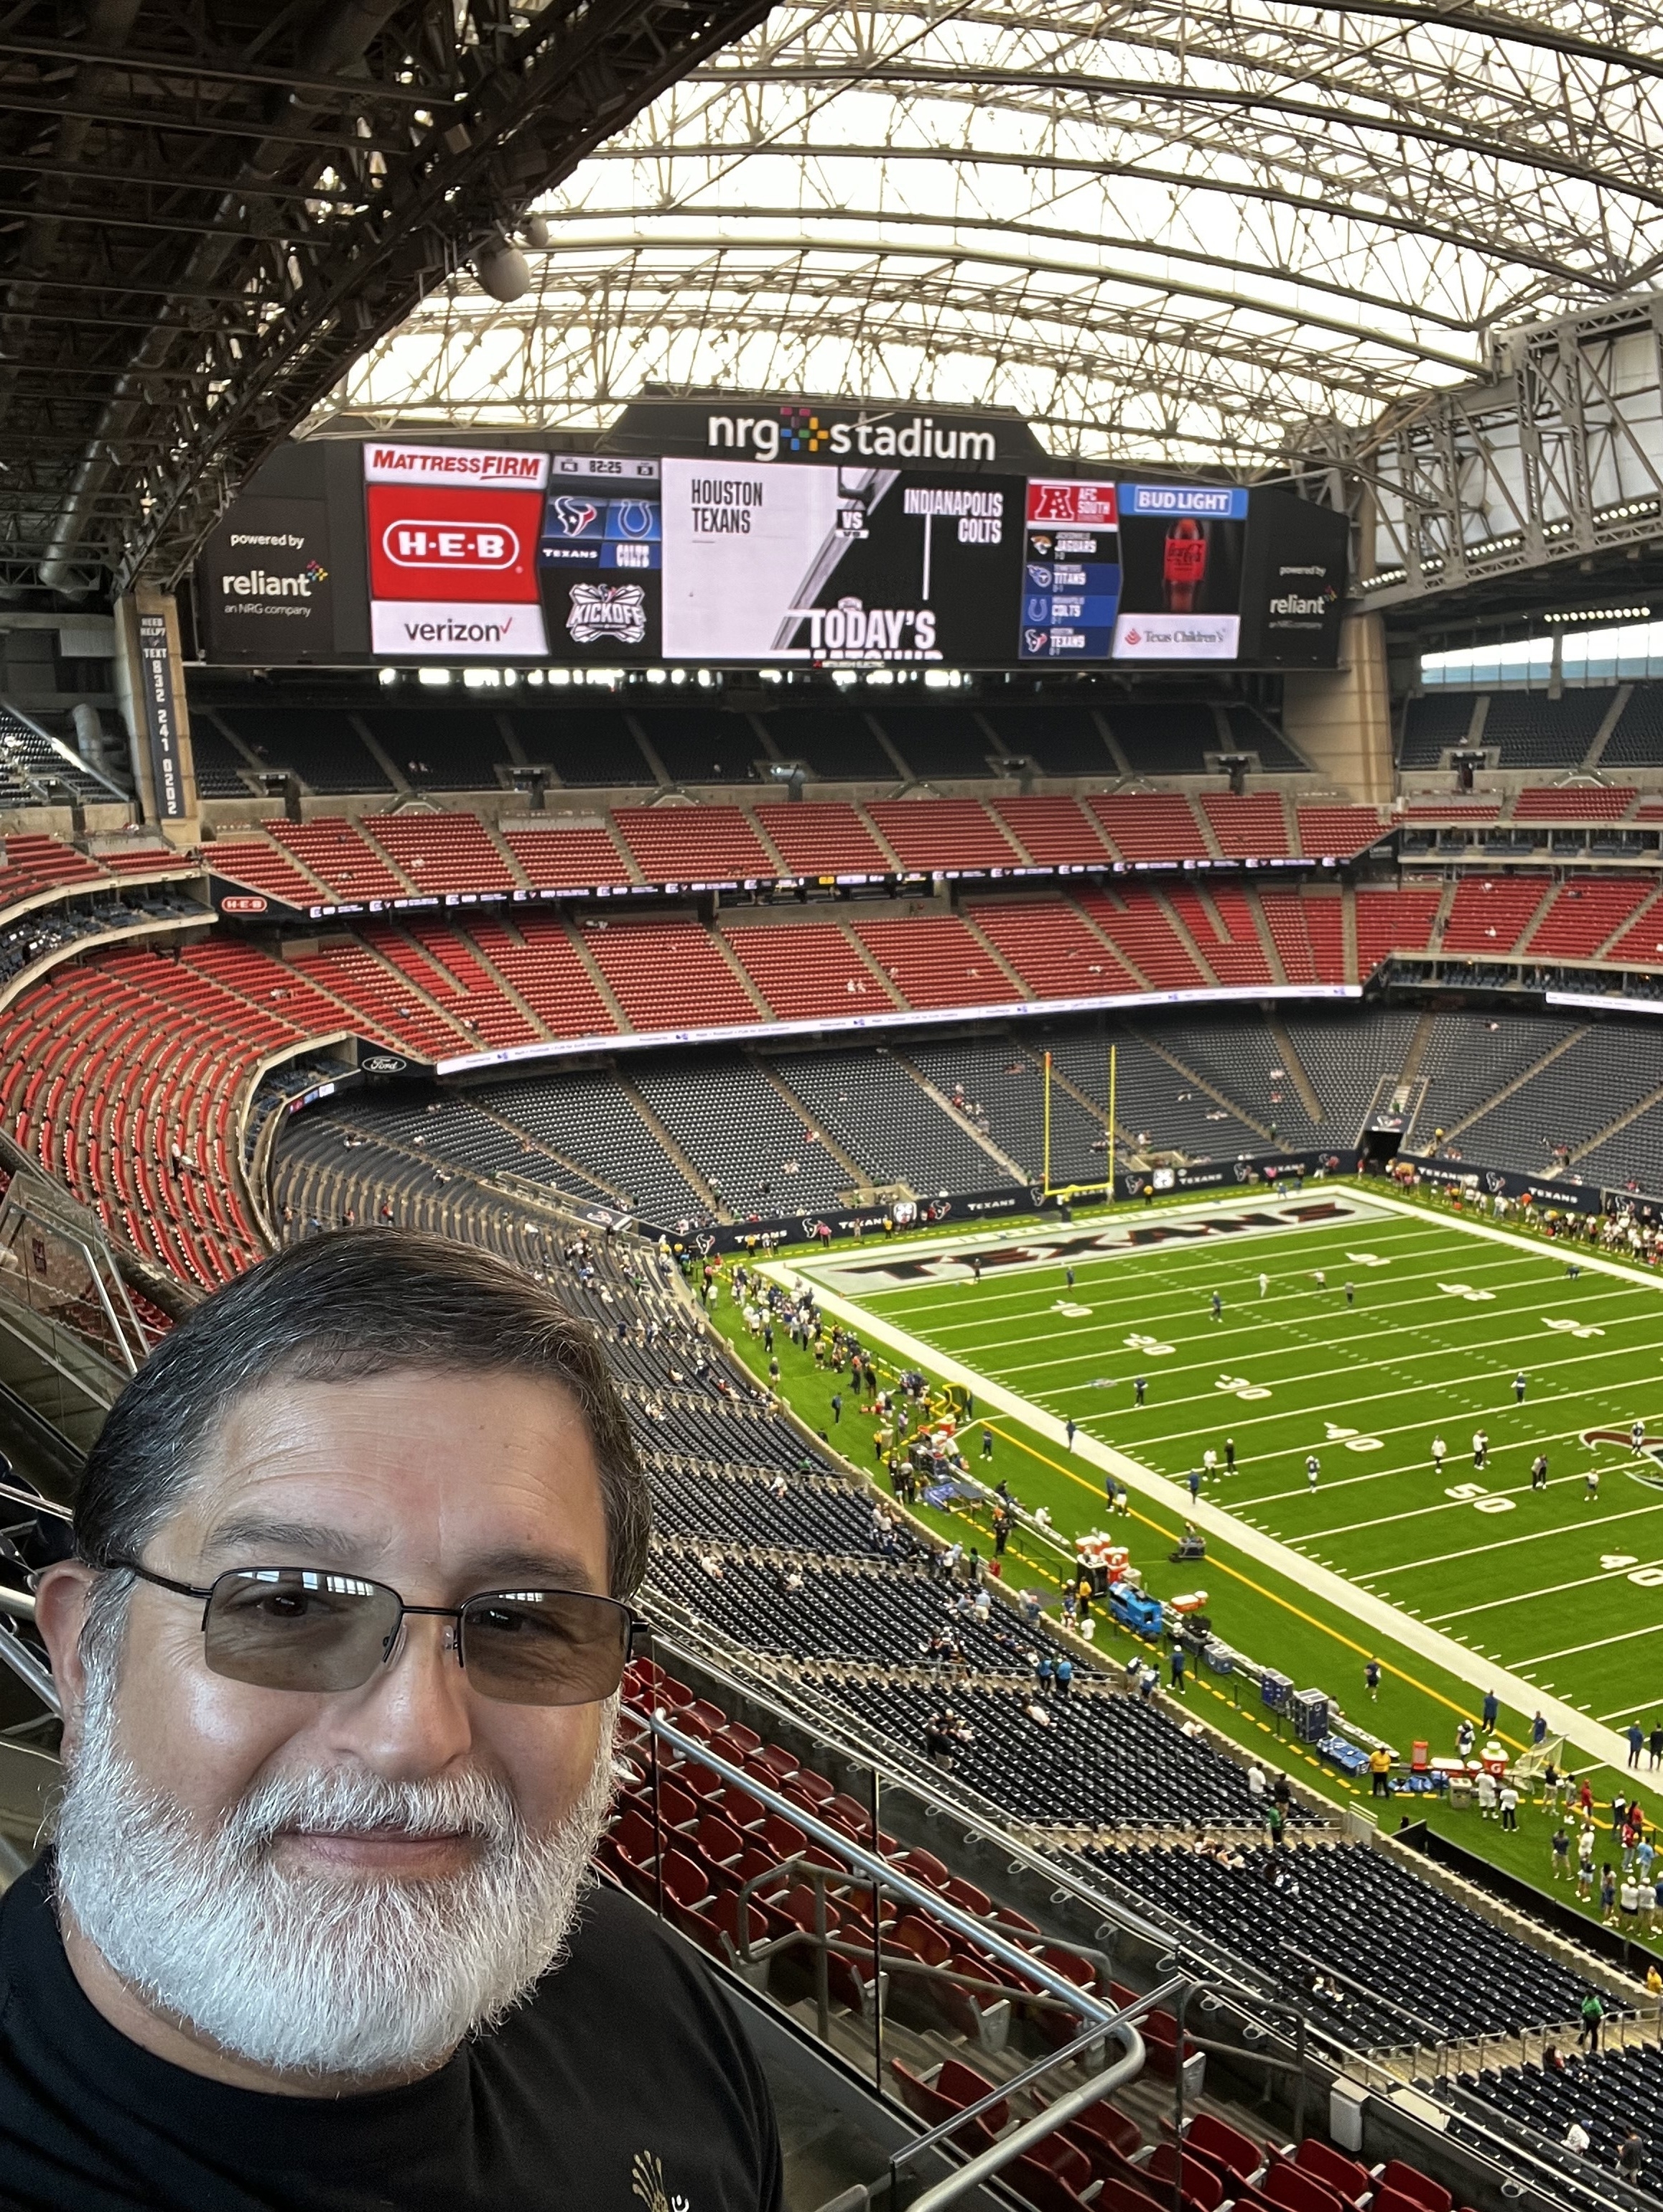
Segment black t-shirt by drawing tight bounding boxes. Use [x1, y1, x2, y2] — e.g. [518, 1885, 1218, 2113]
[0, 1856, 782, 2212]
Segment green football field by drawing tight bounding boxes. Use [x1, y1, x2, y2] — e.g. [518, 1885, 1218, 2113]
[784, 1184, 1663, 1752]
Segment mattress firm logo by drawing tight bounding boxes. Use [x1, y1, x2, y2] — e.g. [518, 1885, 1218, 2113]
[708, 409, 996, 463]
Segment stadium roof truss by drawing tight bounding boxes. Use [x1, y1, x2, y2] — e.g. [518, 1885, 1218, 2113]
[0, 0, 777, 600]
[322, 0, 1663, 477]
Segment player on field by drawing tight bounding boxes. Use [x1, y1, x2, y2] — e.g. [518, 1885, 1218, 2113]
[1473, 1428, 1489, 1471]
[1211, 1289, 1223, 1321]
[1305, 1452, 1320, 1489]
[1133, 1375, 1146, 1406]
[1345, 1281, 1355, 1306]
[1633, 1418, 1648, 1454]
[1313, 1269, 1326, 1290]
[1587, 1467, 1601, 1502]
[1258, 1271, 1269, 1297]
[1224, 1436, 1236, 1472]
[1514, 1371, 1528, 1402]
[1531, 1451, 1549, 1490]
[1432, 1434, 1447, 1474]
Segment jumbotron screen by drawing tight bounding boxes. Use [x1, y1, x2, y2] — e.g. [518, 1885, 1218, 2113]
[197, 419, 1347, 671]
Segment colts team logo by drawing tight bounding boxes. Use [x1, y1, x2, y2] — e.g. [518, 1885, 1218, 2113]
[1582, 1428, 1663, 1490]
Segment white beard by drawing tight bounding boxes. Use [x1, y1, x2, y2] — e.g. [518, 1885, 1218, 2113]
[52, 1644, 617, 2086]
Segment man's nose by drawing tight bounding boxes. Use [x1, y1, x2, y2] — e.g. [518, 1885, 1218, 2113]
[329, 1612, 475, 1775]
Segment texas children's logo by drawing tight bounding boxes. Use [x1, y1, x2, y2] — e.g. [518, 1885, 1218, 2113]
[1582, 1427, 1663, 1490]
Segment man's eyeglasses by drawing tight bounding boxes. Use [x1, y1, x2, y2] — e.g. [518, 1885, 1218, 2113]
[111, 1560, 640, 1707]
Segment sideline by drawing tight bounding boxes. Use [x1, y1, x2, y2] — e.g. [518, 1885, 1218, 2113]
[763, 1208, 1634, 1775]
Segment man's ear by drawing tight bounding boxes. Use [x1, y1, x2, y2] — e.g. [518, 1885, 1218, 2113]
[33, 1561, 98, 1752]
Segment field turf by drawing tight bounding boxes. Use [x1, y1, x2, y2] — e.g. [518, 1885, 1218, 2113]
[799, 1186, 1663, 1739]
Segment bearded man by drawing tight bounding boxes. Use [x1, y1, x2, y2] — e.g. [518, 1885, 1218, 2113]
[3, 1230, 781, 2211]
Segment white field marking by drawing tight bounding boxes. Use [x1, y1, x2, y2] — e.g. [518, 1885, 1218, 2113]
[1421, 1560, 1663, 1623]
[1514, 1622, 1663, 1668]
[1346, 1184, 1663, 1297]
[1379, 1498, 1663, 1574]
[762, 1255, 1632, 1773]
[1270, 1473, 1586, 1538]
[929, 1242, 1576, 1346]
[833, 1191, 1410, 1303]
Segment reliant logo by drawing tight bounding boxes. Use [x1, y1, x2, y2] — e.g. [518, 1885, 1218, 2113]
[381, 521, 518, 570]
[1269, 592, 1330, 615]
[708, 408, 995, 463]
[219, 560, 327, 597]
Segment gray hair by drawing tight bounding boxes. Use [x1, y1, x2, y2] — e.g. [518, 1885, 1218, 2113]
[74, 1229, 651, 1601]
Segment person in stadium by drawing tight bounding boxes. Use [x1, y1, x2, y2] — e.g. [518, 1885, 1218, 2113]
[1431, 1434, 1448, 1475]
[8, 1232, 782, 2212]
[1531, 1452, 1549, 1491]
[1305, 1452, 1320, 1490]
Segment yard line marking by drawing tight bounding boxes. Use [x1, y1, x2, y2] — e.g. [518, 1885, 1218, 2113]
[1381, 1499, 1663, 1574]
[1422, 1561, 1663, 1623]
[1514, 1623, 1663, 1668]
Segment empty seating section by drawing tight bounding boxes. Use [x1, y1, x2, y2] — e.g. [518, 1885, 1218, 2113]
[360, 710, 508, 790]
[1277, 1010, 1420, 1142]
[1483, 689, 1613, 768]
[903, 1039, 1088, 1184]
[1523, 878, 1653, 958]
[965, 900, 1139, 998]
[187, 718, 255, 799]
[1354, 889, 1440, 973]
[0, 945, 296, 1284]
[1412, 1014, 1580, 1143]
[867, 800, 1021, 872]
[502, 824, 634, 888]
[466, 914, 618, 1038]
[504, 707, 654, 784]
[487, 1072, 707, 1220]
[287, 944, 471, 1060]
[629, 1064, 848, 1210]
[758, 705, 895, 780]
[1051, 1028, 1270, 1155]
[979, 701, 1113, 774]
[1511, 784, 1636, 821]
[1456, 1026, 1660, 1168]
[1295, 807, 1384, 859]
[1601, 888, 1663, 963]
[1200, 793, 1290, 858]
[1221, 703, 1307, 770]
[1440, 877, 1551, 955]
[1166, 888, 1272, 985]
[371, 920, 539, 1049]
[365, 811, 517, 893]
[638, 708, 763, 785]
[1098, 1844, 1595, 2044]
[219, 709, 391, 792]
[612, 805, 773, 883]
[203, 837, 327, 906]
[722, 923, 896, 1020]
[829, 1681, 1278, 1830]
[773, 1051, 1007, 1190]
[1257, 890, 1341, 982]
[872, 706, 994, 781]
[856, 916, 1020, 1008]
[1077, 890, 1206, 989]
[1602, 684, 1663, 768]
[991, 796, 1113, 865]
[1399, 692, 1477, 766]
[580, 919, 760, 1029]
[1149, 1018, 1319, 1144]
[646, 1459, 880, 1553]
[0, 833, 108, 908]
[264, 817, 408, 900]
[1104, 704, 1218, 773]
[1089, 794, 1208, 862]
[753, 801, 890, 878]
[86, 844, 191, 880]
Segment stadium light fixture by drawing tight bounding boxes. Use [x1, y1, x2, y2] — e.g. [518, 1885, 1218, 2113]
[475, 236, 531, 303]
[1542, 605, 1650, 625]
[418, 667, 452, 687]
[378, 666, 400, 687]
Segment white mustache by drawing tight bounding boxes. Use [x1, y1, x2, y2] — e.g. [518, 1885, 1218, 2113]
[225, 1764, 520, 1852]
